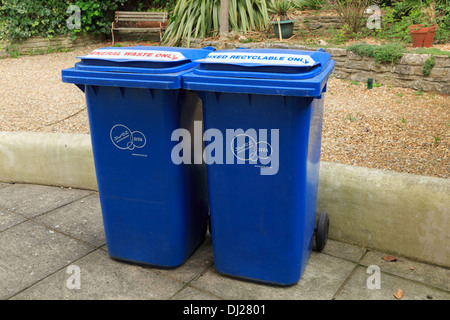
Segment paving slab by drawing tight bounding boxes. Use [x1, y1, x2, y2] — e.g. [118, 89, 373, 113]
[359, 250, 450, 292]
[1, 182, 449, 301]
[320, 239, 367, 262]
[154, 236, 214, 284]
[11, 249, 185, 300]
[335, 266, 450, 300]
[0, 221, 95, 299]
[34, 193, 105, 248]
[0, 182, 10, 189]
[0, 183, 93, 218]
[0, 208, 26, 232]
[171, 286, 219, 300]
[190, 252, 356, 300]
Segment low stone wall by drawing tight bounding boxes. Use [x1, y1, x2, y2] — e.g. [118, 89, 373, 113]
[0, 34, 104, 58]
[186, 39, 450, 94]
[294, 14, 342, 31]
[329, 47, 450, 94]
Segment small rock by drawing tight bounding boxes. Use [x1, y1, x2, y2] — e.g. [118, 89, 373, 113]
[238, 35, 247, 42]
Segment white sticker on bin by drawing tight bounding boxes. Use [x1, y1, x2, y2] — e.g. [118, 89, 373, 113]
[78, 49, 187, 61]
[197, 52, 317, 66]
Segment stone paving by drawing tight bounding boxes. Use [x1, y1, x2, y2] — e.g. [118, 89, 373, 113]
[0, 182, 448, 301]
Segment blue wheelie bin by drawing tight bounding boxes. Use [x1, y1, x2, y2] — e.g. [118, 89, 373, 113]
[61, 46, 212, 267]
[182, 48, 334, 285]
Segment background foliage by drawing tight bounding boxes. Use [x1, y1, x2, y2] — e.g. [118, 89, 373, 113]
[0, 0, 448, 47]
[369, 0, 450, 44]
[0, 0, 176, 41]
[161, 0, 270, 46]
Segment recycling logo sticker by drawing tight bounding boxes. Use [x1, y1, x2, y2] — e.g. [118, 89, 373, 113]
[110, 124, 147, 153]
[231, 134, 273, 161]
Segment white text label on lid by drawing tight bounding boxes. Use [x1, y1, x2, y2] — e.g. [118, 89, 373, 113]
[199, 52, 317, 66]
[79, 49, 186, 61]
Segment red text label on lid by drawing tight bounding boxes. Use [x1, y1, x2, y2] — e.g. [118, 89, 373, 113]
[79, 49, 187, 61]
[198, 52, 317, 66]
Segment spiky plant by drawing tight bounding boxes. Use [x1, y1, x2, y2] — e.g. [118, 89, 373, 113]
[161, 0, 270, 46]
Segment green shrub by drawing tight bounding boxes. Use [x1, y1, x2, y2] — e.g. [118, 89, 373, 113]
[120, 0, 177, 12]
[325, 0, 370, 34]
[0, 0, 126, 41]
[411, 47, 450, 57]
[370, 5, 412, 42]
[422, 55, 436, 76]
[347, 43, 406, 64]
[363, 1, 450, 45]
[292, 0, 324, 10]
[161, 0, 270, 46]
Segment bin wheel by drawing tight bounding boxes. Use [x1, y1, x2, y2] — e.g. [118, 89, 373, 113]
[315, 212, 329, 251]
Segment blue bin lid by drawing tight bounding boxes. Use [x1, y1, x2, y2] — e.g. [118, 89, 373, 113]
[183, 48, 335, 97]
[62, 46, 215, 89]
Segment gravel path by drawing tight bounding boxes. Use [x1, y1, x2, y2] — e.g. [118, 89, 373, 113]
[0, 44, 448, 179]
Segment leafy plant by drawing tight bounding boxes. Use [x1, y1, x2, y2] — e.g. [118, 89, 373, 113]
[0, 0, 126, 41]
[328, 23, 352, 45]
[325, 0, 370, 34]
[161, 0, 269, 46]
[411, 47, 450, 57]
[293, 0, 324, 10]
[347, 43, 406, 64]
[5, 43, 21, 58]
[371, 5, 413, 42]
[434, 1, 450, 43]
[268, 0, 294, 21]
[406, 0, 437, 27]
[422, 55, 436, 76]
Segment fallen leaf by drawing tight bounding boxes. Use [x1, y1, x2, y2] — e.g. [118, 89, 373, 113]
[394, 289, 404, 299]
[382, 255, 397, 262]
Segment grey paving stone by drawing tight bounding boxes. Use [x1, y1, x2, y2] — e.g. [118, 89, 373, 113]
[34, 194, 106, 247]
[321, 239, 367, 262]
[11, 249, 185, 300]
[0, 184, 93, 218]
[190, 251, 356, 300]
[359, 250, 450, 291]
[171, 286, 219, 300]
[0, 221, 95, 299]
[155, 235, 214, 283]
[0, 209, 26, 232]
[0, 182, 10, 189]
[335, 265, 450, 300]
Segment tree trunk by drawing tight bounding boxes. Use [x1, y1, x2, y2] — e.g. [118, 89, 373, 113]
[220, 0, 229, 38]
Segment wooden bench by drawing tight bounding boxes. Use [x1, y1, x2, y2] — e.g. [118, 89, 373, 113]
[111, 11, 168, 45]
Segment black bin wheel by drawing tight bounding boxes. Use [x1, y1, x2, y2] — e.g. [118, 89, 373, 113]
[315, 212, 329, 251]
